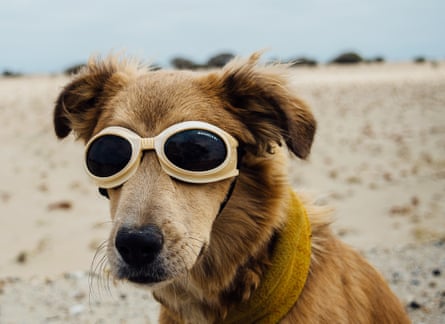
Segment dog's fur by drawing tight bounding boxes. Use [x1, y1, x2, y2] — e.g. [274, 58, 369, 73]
[54, 53, 410, 323]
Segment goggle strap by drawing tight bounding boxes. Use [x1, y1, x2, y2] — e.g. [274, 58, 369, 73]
[98, 187, 110, 199]
[236, 144, 245, 169]
[217, 176, 238, 216]
[216, 145, 244, 216]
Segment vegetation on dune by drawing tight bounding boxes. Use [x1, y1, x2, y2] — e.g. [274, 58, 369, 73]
[4, 51, 441, 76]
[414, 56, 426, 64]
[2, 70, 22, 77]
[63, 63, 86, 75]
[171, 52, 235, 70]
[330, 51, 364, 64]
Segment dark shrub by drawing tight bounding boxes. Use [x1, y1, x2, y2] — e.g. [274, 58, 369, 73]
[206, 53, 235, 68]
[414, 56, 426, 64]
[373, 56, 385, 63]
[330, 52, 363, 64]
[64, 63, 86, 75]
[171, 57, 200, 70]
[364, 56, 385, 64]
[288, 57, 318, 67]
[2, 70, 22, 77]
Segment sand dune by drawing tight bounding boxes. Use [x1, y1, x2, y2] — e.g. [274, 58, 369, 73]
[0, 62, 444, 323]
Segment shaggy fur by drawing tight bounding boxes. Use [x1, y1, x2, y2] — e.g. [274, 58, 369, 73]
[54, 53, 410, 323]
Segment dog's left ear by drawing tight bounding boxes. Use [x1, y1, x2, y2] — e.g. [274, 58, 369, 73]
[54, 56, 144, 141]
[211, 53, 316, 159]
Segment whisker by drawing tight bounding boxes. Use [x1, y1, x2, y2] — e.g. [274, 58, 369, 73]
[185, 236, 206, 245]
[89, 240, 112, 304]
[184, 241, 201, 255]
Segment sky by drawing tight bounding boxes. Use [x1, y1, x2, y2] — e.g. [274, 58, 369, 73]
[1, 0, 444, 74]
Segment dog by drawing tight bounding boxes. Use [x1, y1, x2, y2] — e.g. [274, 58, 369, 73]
[53, 53, 410, 323]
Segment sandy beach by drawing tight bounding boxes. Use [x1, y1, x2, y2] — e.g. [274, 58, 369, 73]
[0, 62, 444, 323]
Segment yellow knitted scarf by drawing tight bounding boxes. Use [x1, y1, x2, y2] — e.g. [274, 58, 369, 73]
[223, 190, 312, 323]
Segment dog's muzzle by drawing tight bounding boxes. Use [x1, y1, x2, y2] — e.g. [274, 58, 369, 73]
[114, 225, 167, 283]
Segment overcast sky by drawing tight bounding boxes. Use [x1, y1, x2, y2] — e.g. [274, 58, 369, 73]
[1, 0, 444, 73]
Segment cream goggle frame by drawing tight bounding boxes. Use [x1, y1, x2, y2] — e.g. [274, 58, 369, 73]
[85, 121, 239, 188]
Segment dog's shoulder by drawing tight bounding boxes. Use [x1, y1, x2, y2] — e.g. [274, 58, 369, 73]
[285, 197, 411, 323]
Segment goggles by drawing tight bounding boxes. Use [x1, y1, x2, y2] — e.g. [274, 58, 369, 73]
[84, 121, 239, 188]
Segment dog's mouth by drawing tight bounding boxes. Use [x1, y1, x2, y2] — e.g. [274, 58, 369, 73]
[113, 254, 196, 286]
[115, 263, 169, 285]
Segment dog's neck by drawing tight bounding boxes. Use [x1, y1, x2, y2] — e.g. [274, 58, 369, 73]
[153, 189, 312, 323]
[222, 190, 311, 323]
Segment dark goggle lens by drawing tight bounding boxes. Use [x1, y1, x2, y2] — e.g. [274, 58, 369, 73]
[86, 135, 132, 177]
[164, 129, 227, 172]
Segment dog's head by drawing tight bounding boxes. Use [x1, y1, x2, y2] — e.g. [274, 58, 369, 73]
[54, 53, 315, 289]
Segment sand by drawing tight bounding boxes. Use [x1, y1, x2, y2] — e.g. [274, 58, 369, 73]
[0, 62, 444, 323]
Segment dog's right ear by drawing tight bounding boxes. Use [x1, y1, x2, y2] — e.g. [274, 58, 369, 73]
[54, 56, 143, 141]
[203, 53, 316, 159]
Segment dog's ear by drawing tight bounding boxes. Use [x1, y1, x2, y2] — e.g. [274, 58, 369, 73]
[54, 56, 143, 141]
[213, 53, 316, 159]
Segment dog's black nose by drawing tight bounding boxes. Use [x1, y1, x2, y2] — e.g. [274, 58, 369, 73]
[115, 225, 164, 267]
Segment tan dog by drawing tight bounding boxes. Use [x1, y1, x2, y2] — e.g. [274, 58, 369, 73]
[54, 54, 410, 323]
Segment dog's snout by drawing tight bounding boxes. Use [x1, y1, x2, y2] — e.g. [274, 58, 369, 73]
[115, 225, 164, 267]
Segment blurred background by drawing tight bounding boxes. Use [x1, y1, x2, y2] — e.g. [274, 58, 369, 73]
[0, 1, 444, 322]
[1, 0, 444, 74]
